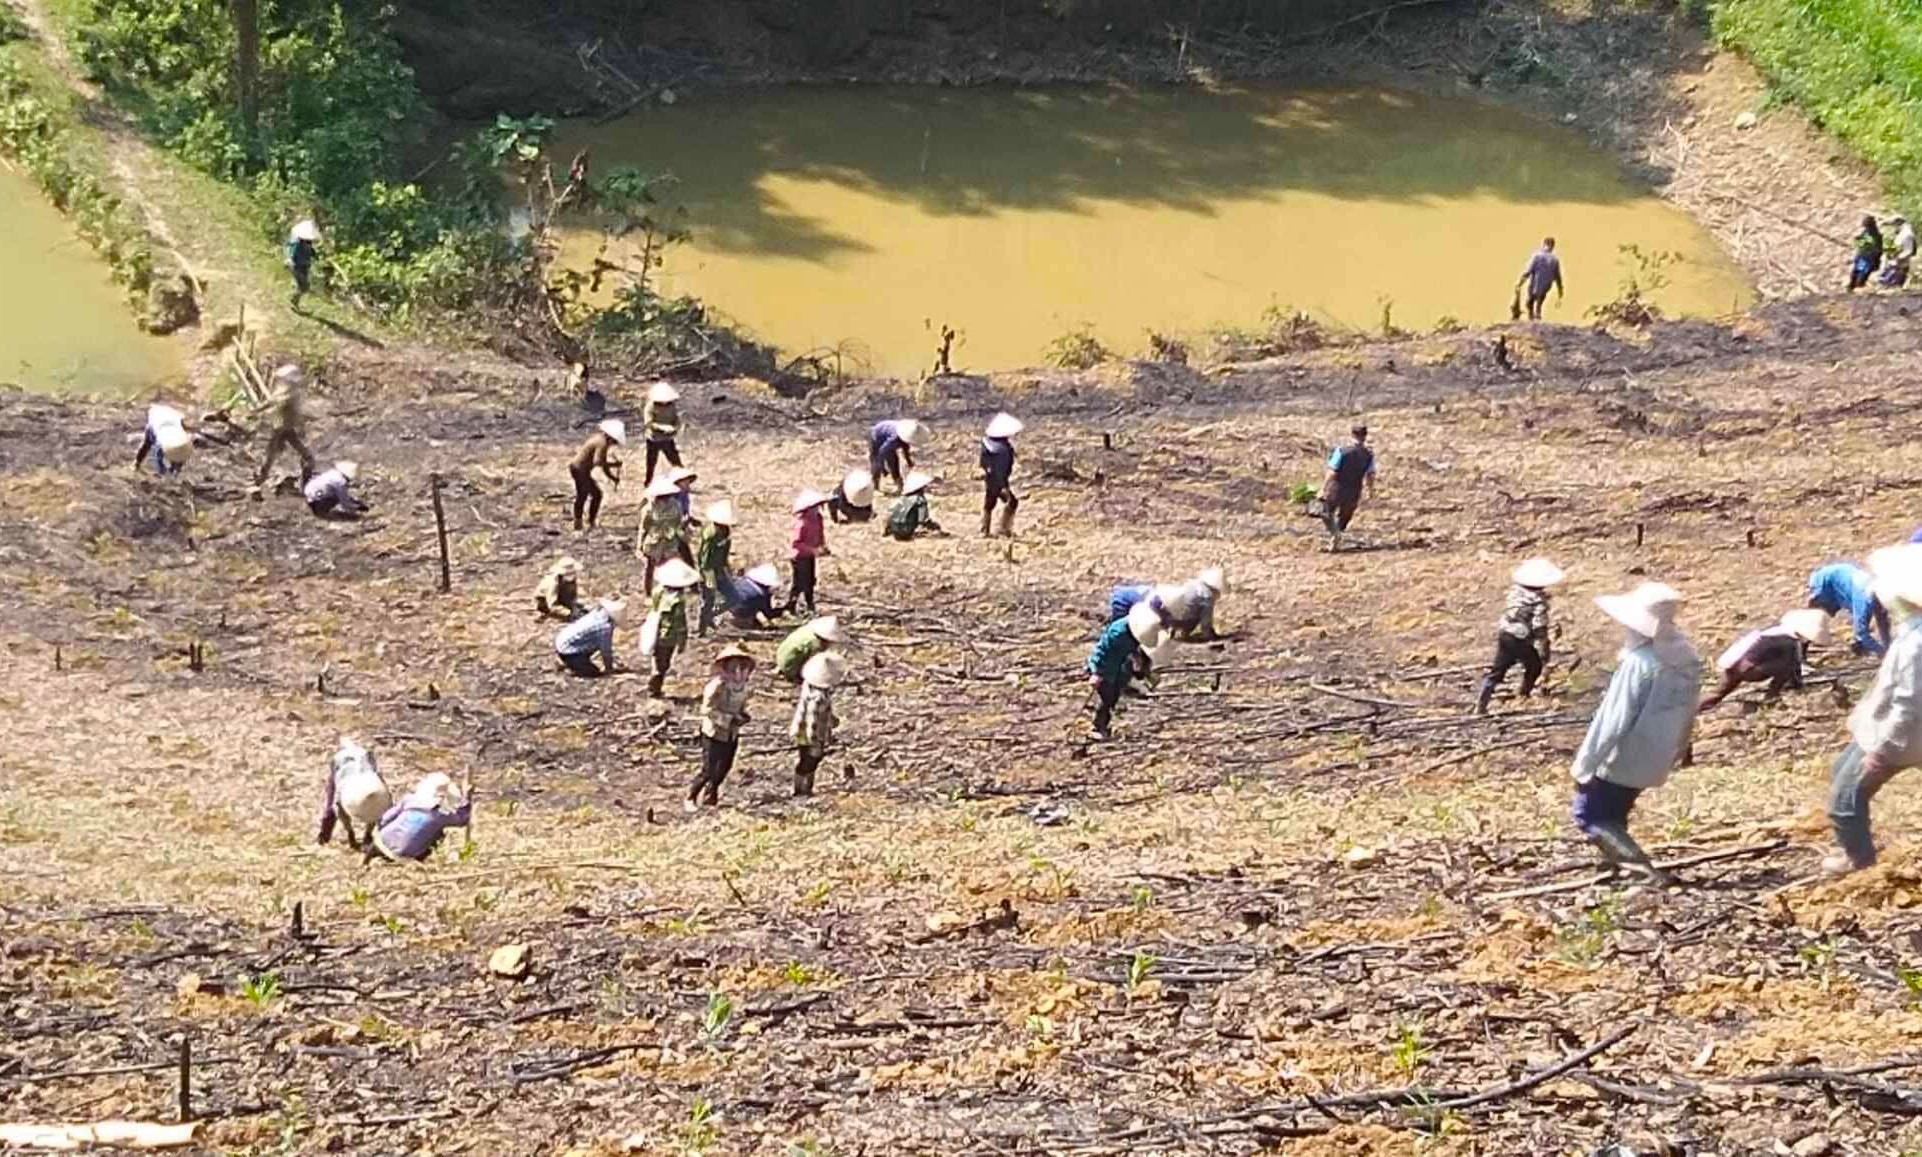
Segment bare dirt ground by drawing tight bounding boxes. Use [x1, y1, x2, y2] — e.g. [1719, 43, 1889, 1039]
[9, 297, 1922, 1154]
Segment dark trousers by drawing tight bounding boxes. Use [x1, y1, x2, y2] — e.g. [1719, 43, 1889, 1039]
[1829, 742, 1909, 868]
[829, 495, 871, 523]
[559, 650, 604, 677]
[1525, 290, 1548, 320]
[644, 439, 681, 485]
[1480, 634, 1544, 700]
[698, 584, 718, 635]
[689, 735, 738, 804]
[1322, 494, 1360, 533]
[1572, 778, 1651, 867]
[983, 478, 1018, 531]
[788, 556, 818, 613]
[795, 748, 825, 796]
[291, 261, 312, 302]
[1091, 675, 1125, 735]
[570, 465, 602, 528]
[1700, 655, 1800, 710]
[257, 428, 316, 485]
[871, 448, 903, 490]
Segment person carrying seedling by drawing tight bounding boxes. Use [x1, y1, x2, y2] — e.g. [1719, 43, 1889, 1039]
[723, 563, 785, 629]
[253, 364, 317, 487]
[639, 475, 687, 592]
[369, 773, 471, 863]
[1823, 544, 1922, 875]
[687, 644, 755, 812]
[304, 460, 366, 518]
[828, 469, 875, 524]
[776, 616, 845, 683]
[1569, 581, 1700, 882]
[316, 737, 391, 851]
[1700, 609, 1829, 711]
[868, 418, 921, 492]
[1086, 601, 1165, 741]
[287, 218, 320, 309]
[696, 500, 736, 636]
[555, 597, 625, 677]
[1808, 561, 1890, 656]
[1319, 424, 1376, 552]
[535, 556, 585, 619]
[885, 471, 941, 540]
[791, 651, 849, 797]
[569, 418, 624, 530]
[135, 403, 194, 476]
[642, 382, 683, 484]
[979, 412, 1023, 537]
[644, 559, 699, 698]
[786, 489, 831, 616]
[1476, 558, 1565, 715]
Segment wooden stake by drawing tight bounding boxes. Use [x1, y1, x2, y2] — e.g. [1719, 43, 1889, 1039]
[1635, 522, 1645, 547]
[54, 645, 61, 671]
[289, 900, 303, 940]
[431, 473, 451, 594]
[176, 1037, 192, 1123]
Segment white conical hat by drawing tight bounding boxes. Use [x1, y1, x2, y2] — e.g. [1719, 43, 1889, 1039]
[1778, 608, 1830, 645]
[985, 412, 1024, 439]
[273, 363, 307, 388]
[291, 219, 321, 243]
[1198, 566, 1226, 593]
[746, 563, 781, 588]
[670, 466, 698, 486]
[147, 403, 184, 429]
[336, 460, 359, 481]
[812, 616, 844, 643]
[842, 469, 874, 507]
[405, 772, 453, 811]
[1512, 558, 1566, 588]
[802, 651, 850, 688]
[792, 488, 828, 513]
[1595, 581, 1681, 637]
[157, 424, 194, 462]
[601, 597, 627, 625]
[1871, 544, 1922, 607]
[550, 555, 582, 579]
[894, 419, 922, 444]
[705, 499, 736, 526]
[648, 382, 681, 403]
[598, 418, 626, 444]
[646, 476, 681, 499]
[655, 559, 699, 588]
[902, 470, 933, 495]
[1126, 599, 1164, 647]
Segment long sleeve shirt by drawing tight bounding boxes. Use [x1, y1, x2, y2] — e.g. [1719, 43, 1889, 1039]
[791, 508, 827, 559]
[650, 586, 689, 650]
[317, 744, 389, 843]
[776, 623, 829, 681]
[303, 468, 354, 508]
[570, 430, 621, 480]
[1108, 584, 1154, 623]
[643, 397, 679, 440]
[1571, 636, 1702, 790]
[374, 799, 471, 861]
[1809, 564, 1886, 654]
[979, 436, 1016, 486]
[555, 607, 617, 667]
[701, 676, 752, 741]
[1151, 579, 1218, 635]
[641, 496, 685, 559]
[1086, 618, 1142, 686]
[791, 683, 837, 752]
[869, 421, 909, 459]
[696, 526, 732, 584]
[1851, 621, 1922, 767]
[722, 575, 775, 621]
[886, 493, 935, 538]
[1496, 585, 1552, 643]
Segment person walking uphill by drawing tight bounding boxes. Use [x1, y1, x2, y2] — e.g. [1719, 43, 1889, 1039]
[1569, 582, 1701, 882]
[1700, 609, 1828, 711]
[642, 382, 682, 484]
[791, 651, 849, 797]
[555, 597, 626, 677]
[1476, 558, 1564, 715]
[1850, 214, 1885, 291]
[979, 412, 1023, 537]
[1809, 562, 1890, 656]
[1824, 544, 1922, 874]
[777, 616, 845, 683]
[687, 644, 755, 811]
[370, 773, 471, 864]
[885, 472, 942, 540]
[287, 218, 320, 310]
[1086, 601, 1165, 741]
[253, 364, 317, 487]
[696, 500, 736, 636]
[135, 404, 194, 477]
[644, 559, 698, 697]
[1319, 425, 1376, 552]
[1516, 236, 1563, 320]
[569, 419, 624, 530]
[787, 489, 830, 616]
[869, 419, 921, 492]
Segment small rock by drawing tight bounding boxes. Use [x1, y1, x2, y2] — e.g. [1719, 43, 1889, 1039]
[925, 910, 967, 935]
[176, 972, 220, 997]
[1343, 845, 1379, 866]
[488, 943, 532, 980]
[1791, 1135, 1832, 1157]
[1735, 110, 1759, 131]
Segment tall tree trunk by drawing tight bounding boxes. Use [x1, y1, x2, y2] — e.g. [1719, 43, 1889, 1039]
[232, 0, 259, 156]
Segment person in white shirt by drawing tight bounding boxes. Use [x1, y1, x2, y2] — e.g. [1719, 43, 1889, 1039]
[304, 460, 366, 518]
[1825, 544, 1922, 874]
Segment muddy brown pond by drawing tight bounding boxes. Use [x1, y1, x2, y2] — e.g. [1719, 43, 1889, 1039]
[556, 85, 1755, 378]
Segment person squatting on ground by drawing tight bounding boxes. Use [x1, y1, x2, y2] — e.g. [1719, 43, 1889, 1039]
[1809, 561, 1890, 656]
[639, 476, 689, 591]
[829, 469, 875, 524]
[316, 737, 391, 851]
[304, 460, 366, 518]
[868, 418, 921, 492]
[1850, 214, 1885, 291]
[1883, 215, 1917, 288]
[1086, 601, 1165, 741]
[1824, 544, 1922, 875]
[787, 489, 831, 615]
[1700, 609, 1829, 711]
[1476, 558, 1565, 715]
[555, 597, 625, 677]
[1569, 582, 1701, 882]
[370, 773, 471, 863]
[791, 651, 849, 796]
[1516, 236, 1564, 320]
[287, 218, 320, 309]
[1106, 568, 1226, 641]
[1319, 424, 1376, 551]
[687, 644, 755, 811]
[722, 563, 785, 628]
[645, 559, 699, 697]
[885, 471, 941, 540]
[696, 500, 736, 636]
[254, 364, 317, 487]
[641, 382, 682, 485]
[979, 412, 1023, 537]
[570, 418, 624, 530]
[777, 616, 845, 683]
[135, 404, 194, 477]
[535, 556, 584, 619]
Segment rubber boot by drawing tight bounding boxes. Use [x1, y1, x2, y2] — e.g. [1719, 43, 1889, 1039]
[647, 673, 664, 698]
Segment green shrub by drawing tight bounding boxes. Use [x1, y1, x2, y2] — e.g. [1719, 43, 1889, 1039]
[1044, 324, 1112, 370]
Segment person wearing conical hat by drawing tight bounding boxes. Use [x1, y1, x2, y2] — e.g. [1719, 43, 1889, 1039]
[370, 772, 472, 863]
[1150, 567, 1226, 642]
[304, 460, 367, 518]
[646, 559, 699, 698]
[723, 563, 785, 629]
[1809, 562, 1890, 656]
[638, 474, 688, 592]
[1570, 582, 1700, 882]
[978, 412, 1023, 538]
[1824, 545, 1922, 875]
[791, 651, 848, 797]
[1700, 609, 1829, 711]
[868, 418, 921, 493]
[569, 418, 625, 530]
[786, 489, 831, 616]
[829, 468, 875, 524]
[556, 597, 626, 677]
[696, 500, 736, 636]
[135, 403, 193, 477]
[688, 644, 756, 811]
[641, 382, 683, 485]
[776, 615, 845, 683]
[1086, 601, 1164, 741]
[252, 363, 317, 487]
[884, 471, 941, 541]
[1475, 558, 1565, 716]
[317, 737, 391, 851]
[535, 556, 585, 619]
[287, 218, 320, 309]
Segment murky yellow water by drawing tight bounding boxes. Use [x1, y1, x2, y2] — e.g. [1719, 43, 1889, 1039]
[0, 164, 183, 396]
[557, 86, 1754, 377]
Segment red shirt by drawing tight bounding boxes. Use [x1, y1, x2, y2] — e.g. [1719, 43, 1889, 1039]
[791, 508, 826, 558]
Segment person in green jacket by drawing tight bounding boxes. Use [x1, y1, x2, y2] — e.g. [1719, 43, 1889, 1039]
[1085, 602, 1164, 740]
[776, 616, 845, 683]
[696, 499, 735, 636]
[885, 471, 941, 541]
[647, 559, 698, 697]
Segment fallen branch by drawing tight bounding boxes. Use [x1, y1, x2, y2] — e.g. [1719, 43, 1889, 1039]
[1484, 840, 1788, 901]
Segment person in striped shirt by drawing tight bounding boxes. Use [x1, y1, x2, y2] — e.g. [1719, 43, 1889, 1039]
[555, 598, 625, 677]
[1476, 559, 1563, 715]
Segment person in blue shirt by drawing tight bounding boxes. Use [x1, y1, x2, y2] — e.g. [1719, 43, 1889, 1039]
[979, 412, 1022, 537]
[1808, 562, 1891, 656]
[1085, 602, 1164, 741]
[1319, 424, 1376, 552]
[1107, 583, 1154, 623]
[369, 773, 471, 863]
[868, 419, 920, 493]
